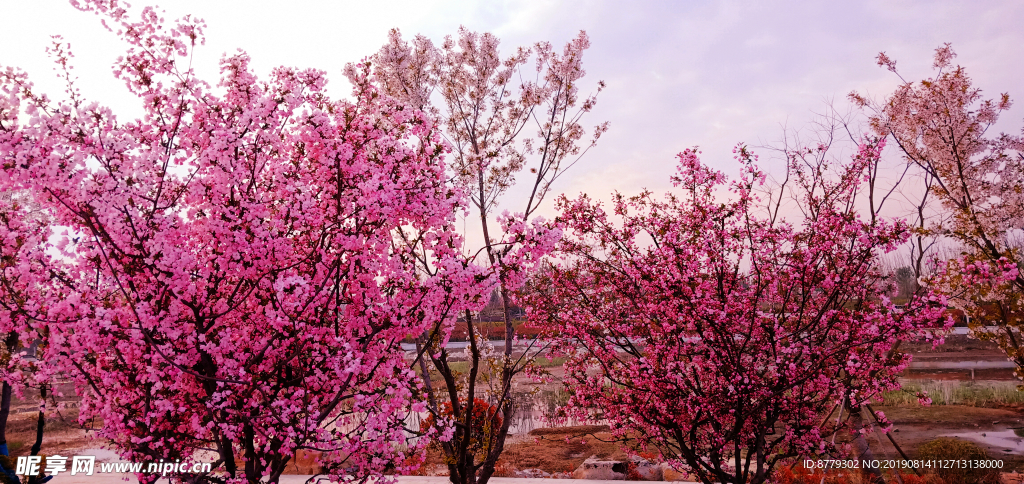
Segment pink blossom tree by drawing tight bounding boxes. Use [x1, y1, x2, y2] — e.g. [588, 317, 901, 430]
[0, 190, 62, 483]
[524, 142, 947, 484]
[853, 44, 1024, 380]
[353, 28, 604, 484]
[0, 1, 487, 482]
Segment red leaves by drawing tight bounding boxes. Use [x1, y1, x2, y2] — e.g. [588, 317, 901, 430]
[420, 398, 503, 458]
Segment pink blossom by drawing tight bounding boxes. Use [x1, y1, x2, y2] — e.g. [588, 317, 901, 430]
[0, 2, 486, 482]
[525, 141, 945, 484]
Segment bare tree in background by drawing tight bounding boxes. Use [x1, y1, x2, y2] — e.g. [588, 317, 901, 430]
[351, 28, 606, 484]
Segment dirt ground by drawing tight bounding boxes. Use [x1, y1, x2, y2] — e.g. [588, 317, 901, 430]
[415, 335, 1024, 478]
[868, 405, 1024, 468]
[409, 404, 1024, 478]
[1, 381, 96, 458]
[413, 425, 632, 478]
[3, 334, 1021, 479]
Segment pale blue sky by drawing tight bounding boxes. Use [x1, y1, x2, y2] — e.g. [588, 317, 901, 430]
[2, 0, 1021, 221]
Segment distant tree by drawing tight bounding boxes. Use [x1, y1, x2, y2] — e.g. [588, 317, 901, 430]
[894, 266, 920, 302]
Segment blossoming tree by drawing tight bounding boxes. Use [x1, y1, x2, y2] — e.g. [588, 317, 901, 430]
[0, 1, 487, 482]
[855, 44, 1024, 381]
[525, 143, 946, 484]
[0, 190, 60, 483]
[353, 28, 604, 484]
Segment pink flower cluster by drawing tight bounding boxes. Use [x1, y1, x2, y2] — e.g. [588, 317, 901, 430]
[525, 141, 948, 484]
[0, 1, 492, 482]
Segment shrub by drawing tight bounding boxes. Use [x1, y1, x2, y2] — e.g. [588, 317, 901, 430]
[772, 464, 861, 484]
[421, 398, 503, 460]
[772, 465, 952, 484]
[917, 438, 1000, 484]
[898, 472, 949, 484]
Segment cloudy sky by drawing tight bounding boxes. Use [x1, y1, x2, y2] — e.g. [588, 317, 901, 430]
[2, 0, 1022, 221]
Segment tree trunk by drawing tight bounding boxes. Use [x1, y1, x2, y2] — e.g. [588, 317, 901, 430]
[25, 386, 46, 484]
[0, 382, 10, 449]
[0, 332, 17, 454]
[415, 333, 438, 412]
[848, 405, 884, 484]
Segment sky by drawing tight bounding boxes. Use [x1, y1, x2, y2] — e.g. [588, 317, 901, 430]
[2, 0, 1022, 223]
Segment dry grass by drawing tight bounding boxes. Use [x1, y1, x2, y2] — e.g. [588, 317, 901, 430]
[500, 425, 625, 474]
[883, 380, 1024, 407]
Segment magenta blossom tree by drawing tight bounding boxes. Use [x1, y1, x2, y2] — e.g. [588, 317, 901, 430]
[0, 1, 489, 482]
[525, 142, 947, 484]
[0, 190, 63, 477]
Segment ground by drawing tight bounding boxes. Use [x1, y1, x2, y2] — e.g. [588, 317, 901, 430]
[1, 334, 1020, 480]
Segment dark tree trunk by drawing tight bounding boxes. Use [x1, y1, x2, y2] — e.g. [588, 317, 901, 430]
[0, 382, 10, 448]
[0, 332, 17, 451]
[848, 405, 884, 484]
[25, 386, 46, 484]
